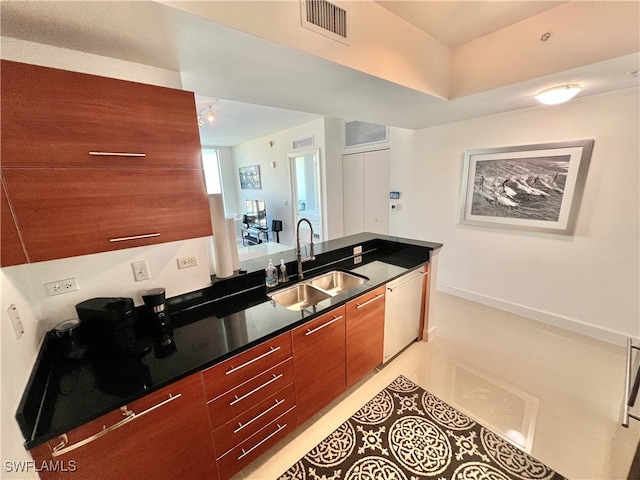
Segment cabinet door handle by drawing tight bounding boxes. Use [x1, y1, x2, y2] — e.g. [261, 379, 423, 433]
[305, 315, 343, 336]
[234, 398, 285, 434]
[226, 346, 281, 375]
[51, 393, 181, 457]
[387, 271, 428, 292]
[89, 151, 146, 157]
[230, 374, 283, 406]
[237, 423, 287, 460]
[109, 233, 161, 243]
[355, 294, 385, 309]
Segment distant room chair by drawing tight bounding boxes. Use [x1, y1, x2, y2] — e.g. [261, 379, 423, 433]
[272, 220, 283, 243]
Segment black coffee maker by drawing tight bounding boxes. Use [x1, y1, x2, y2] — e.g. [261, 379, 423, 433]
[141, 288, 175, 356]
[75, 297, 146, 354]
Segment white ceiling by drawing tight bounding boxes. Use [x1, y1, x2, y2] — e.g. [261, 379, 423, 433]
[1, 1, 638, 147]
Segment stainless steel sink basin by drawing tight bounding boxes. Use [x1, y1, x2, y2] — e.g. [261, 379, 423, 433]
[268, 283, 331, 311]
[308, 271, 366, 296]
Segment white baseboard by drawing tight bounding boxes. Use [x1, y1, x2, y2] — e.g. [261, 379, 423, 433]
[436, 283, 636, 346]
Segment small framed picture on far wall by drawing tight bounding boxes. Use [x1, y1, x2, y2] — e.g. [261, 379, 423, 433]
[238, 165, 261, 190]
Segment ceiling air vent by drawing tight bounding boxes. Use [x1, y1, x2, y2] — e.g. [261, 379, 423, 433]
[301, 0, 349, 45]
[344, 121, 389, 148]
[292, 135, 315, 150]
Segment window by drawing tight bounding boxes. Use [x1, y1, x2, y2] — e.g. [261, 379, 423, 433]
[202, 148, 222, 194]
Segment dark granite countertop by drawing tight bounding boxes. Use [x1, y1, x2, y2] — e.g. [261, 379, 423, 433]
[17, 233, 442, 449]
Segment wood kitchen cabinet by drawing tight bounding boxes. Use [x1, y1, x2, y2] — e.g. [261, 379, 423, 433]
[202, 332, 297, 480]
[345, 286, 385, 387]
[1, 176, 28, 266]
[0, 60, 212, 264]
[29, 373, 218, 480]
[292, 306, 347, 425]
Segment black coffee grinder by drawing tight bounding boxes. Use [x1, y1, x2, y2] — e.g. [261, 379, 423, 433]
[141, 288, 175, 356]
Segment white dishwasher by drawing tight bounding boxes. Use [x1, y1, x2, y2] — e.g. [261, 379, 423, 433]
[383, 267, 428, 363]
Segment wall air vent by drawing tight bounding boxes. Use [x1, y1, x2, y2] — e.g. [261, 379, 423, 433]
[301, 0, 350, 45]
[344, 121, 389, 148]
[292, 135, 315, 150]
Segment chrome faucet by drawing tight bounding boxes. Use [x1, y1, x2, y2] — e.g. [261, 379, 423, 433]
[296, 218, 315, 280]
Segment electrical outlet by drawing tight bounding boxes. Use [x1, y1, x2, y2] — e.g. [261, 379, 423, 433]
[177, 255, 198, 269]
[354, 255, 362, 264]
[132, 260, 150, 282]
[353, 245, 363, 255]
[45, 278, 79, 296]
[7, 304, 24, 339]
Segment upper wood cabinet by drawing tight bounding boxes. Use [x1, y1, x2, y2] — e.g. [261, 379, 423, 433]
[1, 176, 28, 266]
[0, 60, 213, 264]
[1, 60, 202, 169]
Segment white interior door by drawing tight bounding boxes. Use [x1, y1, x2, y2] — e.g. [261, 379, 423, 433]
[363, 149, 389, 234]
[342, 152, 364, 236]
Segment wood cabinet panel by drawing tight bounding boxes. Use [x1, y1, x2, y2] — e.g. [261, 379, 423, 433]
[345, 286, 385, 387]
[2, 168, 212, 262]
[215, 407, 297, 480]
[203, 332, 292, 401]
[212, 382, 296, 459]
[1, 60, 202, 169]
[207, 359, 294, 430]
[292, 306, 346, 425]
[30, 373, 218, 480]
[1, 176, 28, 266]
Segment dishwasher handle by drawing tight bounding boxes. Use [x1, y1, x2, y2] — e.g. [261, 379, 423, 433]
[387, 271, 427, 293]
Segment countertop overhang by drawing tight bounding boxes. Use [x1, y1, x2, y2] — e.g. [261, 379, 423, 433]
[16, 233, 442, 449]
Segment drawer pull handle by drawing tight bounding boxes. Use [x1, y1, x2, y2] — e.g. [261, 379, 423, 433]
[387, 271, 428, 292]
[110, 233, 161, 243]
[306, 315, 343, 336]
[89, 151, 146, 157]
[51, 393, 181, 457]
[230, 374, 283, 406]
[234, 398, 285, 434]
[237, 423, 287, 460]
[226, 346, 281, 375]
[355, 293, 384, 309]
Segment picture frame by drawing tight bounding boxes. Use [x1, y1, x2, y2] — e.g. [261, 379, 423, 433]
[238, 165, 261, 190]
[459, 140, 594, 235]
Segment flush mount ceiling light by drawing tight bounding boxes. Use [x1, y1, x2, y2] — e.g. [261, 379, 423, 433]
[197, 99, 219, 127]
[534, 84, 582, 105]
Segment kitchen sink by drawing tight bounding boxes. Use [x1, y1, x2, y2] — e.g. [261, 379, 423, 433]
[268, 270, 368, 311]
[268, 283, 331, 311]
[308, 271, 367, 296]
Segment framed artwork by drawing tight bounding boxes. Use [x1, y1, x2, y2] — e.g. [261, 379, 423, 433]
[459, 140, 594, 234]
[238, 165, 261, 190]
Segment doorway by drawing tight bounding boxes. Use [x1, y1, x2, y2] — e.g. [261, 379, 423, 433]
[289, 149, 323, 242]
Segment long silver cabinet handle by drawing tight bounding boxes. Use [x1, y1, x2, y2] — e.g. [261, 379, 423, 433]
[355, 294, 385, 309]
[226, 346, 281, 375]
[110, 233, 161, 243]
[89, 151, 146, 157]
[230, 374, 283, 406]
[51, 394, 181, 457]
[234, 398, 285, 434]
[306, 315, 343, 336]
[387, 271, 428, 292]
[237, 423, 287, 460]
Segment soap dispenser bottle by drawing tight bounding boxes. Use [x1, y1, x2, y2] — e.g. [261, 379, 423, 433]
[265, 259, 278, 288]
[279, 259, 289, 283]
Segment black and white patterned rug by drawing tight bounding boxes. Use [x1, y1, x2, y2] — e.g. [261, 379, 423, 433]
[279, 375, 566, 480]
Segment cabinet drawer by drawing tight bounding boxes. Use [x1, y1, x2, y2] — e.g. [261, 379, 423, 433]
[2, 168, 212, 262]
[212, 382, 296, 459]
[1, 60, 202, 169]
[207, 359, 294, 430]
[203, 332, 292, 400]
[216, 407, 297, 480]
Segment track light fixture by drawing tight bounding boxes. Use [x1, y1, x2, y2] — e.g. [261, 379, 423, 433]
[197, 99, 219, 127]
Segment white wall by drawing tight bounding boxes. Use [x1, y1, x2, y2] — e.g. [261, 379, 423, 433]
[0, 39, 213, 478]
[231, 119, 327, 246]
[390, 88, 640, 343]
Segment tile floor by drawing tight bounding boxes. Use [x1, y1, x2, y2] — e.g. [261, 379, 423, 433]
[235, 292, 640, 480]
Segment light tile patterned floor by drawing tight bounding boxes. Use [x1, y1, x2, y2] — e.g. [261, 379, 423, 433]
[236, 292, 640, 480]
